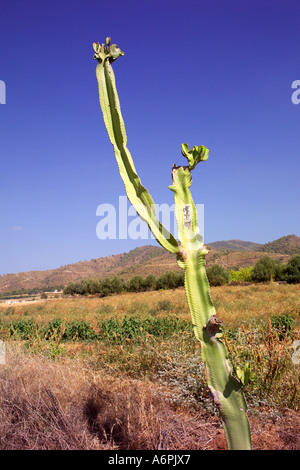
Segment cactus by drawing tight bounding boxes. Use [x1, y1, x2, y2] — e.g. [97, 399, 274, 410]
[93, 38, 252, 450]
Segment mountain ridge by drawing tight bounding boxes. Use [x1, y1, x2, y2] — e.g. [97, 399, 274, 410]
[207, 234, 300, 255]
[207, 239, 262, 252]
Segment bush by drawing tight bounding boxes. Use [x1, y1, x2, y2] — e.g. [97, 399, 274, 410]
[155, 271, 184, 290]
[127, 276, 146, 293]
[99, 318, 123, 341]
[98, 316, 191, 343]
[229, 267, 253, 283]
[108, 276, 126, 294]
[271, 313, 295, 340]
[274, 263, 287, 282]
[144, 274, 157, 290]
[9, 320, 37, 339]
[42, 319, 97, 341]
[43, 319, 65, 340]
[251, 256, 277, 283]
[64, 320, 97, 341]
[286, 255, 300, 284]
[206, 264, 229, 286]
[62, 270, 184, 297]
[84, 278, 101, 295]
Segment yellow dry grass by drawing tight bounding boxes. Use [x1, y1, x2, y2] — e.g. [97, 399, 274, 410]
[0, 283, 299, 450]
[1, 283, 299, 328]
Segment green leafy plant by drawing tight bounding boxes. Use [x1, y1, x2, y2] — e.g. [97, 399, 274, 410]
[64, 320, 97, 341]
[9, 320, 37, 340]
[271, 313, 294, 340]
[93, 37, 252, 449]
[98, 316, 190, 343]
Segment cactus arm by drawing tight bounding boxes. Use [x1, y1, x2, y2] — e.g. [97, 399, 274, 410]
[93, 40, 179, 254]
[170, 155, 252, 450]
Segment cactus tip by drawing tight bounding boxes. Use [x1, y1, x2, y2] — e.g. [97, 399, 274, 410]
[181, 143, 209, 170]
[93, 37, 124, 63]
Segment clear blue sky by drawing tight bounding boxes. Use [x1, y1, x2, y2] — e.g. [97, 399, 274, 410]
[0, 0, 299, 275]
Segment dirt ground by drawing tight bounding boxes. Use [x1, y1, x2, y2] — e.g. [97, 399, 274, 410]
[211, 409, 299, 450]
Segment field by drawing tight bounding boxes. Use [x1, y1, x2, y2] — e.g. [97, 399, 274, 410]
[0, 283, 299, 450]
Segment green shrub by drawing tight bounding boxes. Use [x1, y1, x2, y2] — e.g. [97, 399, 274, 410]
[146, 317, 191, 337]
[229, 267, 253, 283]
[9, 320, 37, 339]
[64, 320, 97, 341]
[43, 319, 65, 340]
[84, 278, 101, 295]
[286, 255, 300, 284]
[144, 274, 157, 290]
[155, 271, 184, 290]
[252, 256, 277, 282]
[206, 264, 229, 286]
[98, 316, 191, 343]
[63, 271, 185, 297]
[127, 275, 146, 292]
[271, 313, 294, 340]
[43, 319, 97, 341]
[99, 318, 124, 342]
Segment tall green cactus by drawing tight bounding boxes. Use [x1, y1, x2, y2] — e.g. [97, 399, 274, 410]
[93, 38, 252, 450]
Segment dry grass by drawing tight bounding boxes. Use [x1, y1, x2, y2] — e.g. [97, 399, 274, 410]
[0, 343, 299, 450]
[0, 283, 299, 450]
[0, 283, 299, 328]
[0, 344, 221, 450]
[212, 283, 300, 325]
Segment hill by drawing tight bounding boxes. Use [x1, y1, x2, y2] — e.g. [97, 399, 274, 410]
[207, 239, 262, 252]
[0, 234, 298, 295]
[257, 234, 300, 255]
[0, 245, 173, 295]
[207, 235, 300, 255]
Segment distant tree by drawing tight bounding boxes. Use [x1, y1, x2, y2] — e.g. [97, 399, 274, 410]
[274, 263, 287, 282]
[144, 274, 156, 290]
[251, 256, 277, 282]
[286, 255, 300, 283]
[127, 275, 145, 292]
[63, 283, 74, 295]
[41, 292, 47, 299]
[155, 271, 184, 290]
[99, 277, 116, 296]
[206, 264, 229, 286]
[109, 275, 126, 294]
[84, 278, 100, 295]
